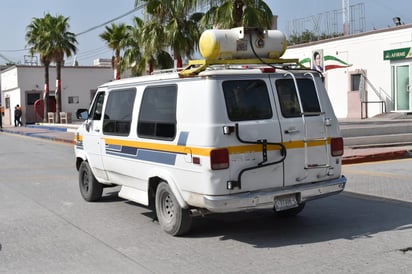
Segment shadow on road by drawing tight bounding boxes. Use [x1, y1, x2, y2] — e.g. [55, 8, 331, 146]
[182, 193, 412, 247]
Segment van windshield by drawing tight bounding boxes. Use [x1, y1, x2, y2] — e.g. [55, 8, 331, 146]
[223, 80, 272, 121]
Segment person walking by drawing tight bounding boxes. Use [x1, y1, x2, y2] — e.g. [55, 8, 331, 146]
[0, 104, 3, 131]
[14, 105, 23, 127]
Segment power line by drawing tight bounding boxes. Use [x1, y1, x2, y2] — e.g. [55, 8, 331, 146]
[0, 4, 147, 59]
[76, 4, 146, 36]
[0, 52, 14, 63]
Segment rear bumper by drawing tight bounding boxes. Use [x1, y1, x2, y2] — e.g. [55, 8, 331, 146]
[203, 176, 346, 213]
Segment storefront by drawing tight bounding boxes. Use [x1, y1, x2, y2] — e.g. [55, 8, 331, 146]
[384, 47, 412, 112]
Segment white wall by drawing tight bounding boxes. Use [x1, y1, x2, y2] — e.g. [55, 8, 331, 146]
[1, 65, 113, 124]
[283, 25, 412, 118]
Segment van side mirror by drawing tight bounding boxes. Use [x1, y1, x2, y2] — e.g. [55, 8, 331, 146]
[78, 110, 89, 120]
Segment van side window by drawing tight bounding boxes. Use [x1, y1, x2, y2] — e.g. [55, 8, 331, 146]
[89, 92, 105, 120]
[103, 88, 136, 136]
[223, 80, 272, 121]
[275, 79, 321, 118]
[138, 85, 177, 140]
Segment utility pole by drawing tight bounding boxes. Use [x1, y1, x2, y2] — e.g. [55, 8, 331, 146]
[342, 0, 350, 35]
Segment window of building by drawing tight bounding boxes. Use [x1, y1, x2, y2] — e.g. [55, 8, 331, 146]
[103, 88, 136, 136]
[223, 80, 272, 121]
[68, 96, 79, 104]
[27, 93, 41, 105]
[138, 85, 177, 140]
[351, 73, 362, 91]
[275, 78, 321, 118]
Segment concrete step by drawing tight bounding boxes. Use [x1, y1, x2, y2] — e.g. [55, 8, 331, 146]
[340, 123, 412, 137]
[344, 133, 412, 146]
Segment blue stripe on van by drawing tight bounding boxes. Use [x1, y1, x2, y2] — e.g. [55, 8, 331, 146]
[177, 131, 189, 146]
[105, 144, 176, 165]
[137, 150, 176, 165]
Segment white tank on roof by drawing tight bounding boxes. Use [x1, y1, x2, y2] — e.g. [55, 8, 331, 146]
[199, 27, 287, 61]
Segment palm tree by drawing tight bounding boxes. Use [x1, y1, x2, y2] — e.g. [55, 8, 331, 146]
[48, 15, 77, 123]
[122, 17, 145, 76]
[135, 0, 204, 68]
[201, 0, 273, 29]
[26, 15, 53, 122]
[165, 2, 204, 67]
[99, 23, 129, 80]
[26, 14, 77, 123]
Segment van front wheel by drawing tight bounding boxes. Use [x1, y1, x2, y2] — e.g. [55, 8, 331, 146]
[78, 161, 103, 202]
[155, 182, 192, 236]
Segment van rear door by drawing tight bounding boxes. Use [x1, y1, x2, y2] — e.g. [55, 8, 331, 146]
[221, 78, 285, 191]
[271, 72, 331, 187]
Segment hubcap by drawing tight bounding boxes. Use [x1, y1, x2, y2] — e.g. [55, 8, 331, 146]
[163, 193, 175, 220]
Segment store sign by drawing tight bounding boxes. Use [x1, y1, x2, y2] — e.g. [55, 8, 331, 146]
[383, 47, 412, 60]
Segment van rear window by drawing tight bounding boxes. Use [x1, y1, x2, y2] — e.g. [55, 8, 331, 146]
[275, 78, 321, 118]
[223, 80, 272, 121]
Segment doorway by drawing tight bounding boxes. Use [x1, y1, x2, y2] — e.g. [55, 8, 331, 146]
[391, 64, 411, 111]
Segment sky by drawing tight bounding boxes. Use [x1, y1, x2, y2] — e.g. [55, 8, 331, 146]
[1, 0, 412, 66]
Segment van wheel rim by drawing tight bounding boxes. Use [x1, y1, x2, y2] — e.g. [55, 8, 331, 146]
[162, 194, 175, 220]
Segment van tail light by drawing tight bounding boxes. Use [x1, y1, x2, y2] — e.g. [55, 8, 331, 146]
[331, 137, 344, 157]
[210, 148, 229, 170]
[260, 67, 276, 73]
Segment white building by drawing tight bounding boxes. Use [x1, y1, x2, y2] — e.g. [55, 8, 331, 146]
[283, 24, 412, 119]
[1, 65, 113, 125]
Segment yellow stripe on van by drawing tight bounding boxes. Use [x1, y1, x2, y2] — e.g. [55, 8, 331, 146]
[103, 137, 332, 157]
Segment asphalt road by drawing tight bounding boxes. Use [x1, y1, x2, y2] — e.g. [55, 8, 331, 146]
[1, 133, 412, 273]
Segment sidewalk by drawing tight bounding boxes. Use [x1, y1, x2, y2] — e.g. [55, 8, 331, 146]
[1, 123, 77, 145]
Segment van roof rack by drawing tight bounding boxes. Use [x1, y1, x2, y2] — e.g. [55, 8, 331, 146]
[178, 58, 303, 77]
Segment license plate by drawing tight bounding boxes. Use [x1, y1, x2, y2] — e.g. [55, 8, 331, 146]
[274, 195, 298, 211]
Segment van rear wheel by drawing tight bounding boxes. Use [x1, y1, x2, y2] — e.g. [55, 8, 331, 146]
[155, 182, 192, 236]
[78, 161, 103, 202]
[273, 203, 305, 217]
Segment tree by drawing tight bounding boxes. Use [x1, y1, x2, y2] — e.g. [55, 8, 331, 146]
[122, 17, 144, 76]
[99, 23, 129, 79]
[200, 0, 273, 29]
[26, 14, 77, 123]
[48, 15, 77, 123]
[123, 17, 174, 76]
[134, 0, 204, 69]
[26, 14, 53, 122]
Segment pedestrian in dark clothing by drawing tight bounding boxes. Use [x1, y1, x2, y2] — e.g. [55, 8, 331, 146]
[0, 104, 3, 130]
[14, 105, 23, 127]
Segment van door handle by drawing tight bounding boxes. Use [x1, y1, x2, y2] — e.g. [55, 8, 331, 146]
[94, 129, 100, 133]
[285, 128, 299, 134]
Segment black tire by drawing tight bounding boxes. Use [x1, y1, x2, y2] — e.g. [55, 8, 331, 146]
[155, 182, 192, 236]
[78, 161, 103, 202]
[274, 203, 305, 217]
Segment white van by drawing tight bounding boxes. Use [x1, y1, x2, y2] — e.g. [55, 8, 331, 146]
[74, 28, 346, 236]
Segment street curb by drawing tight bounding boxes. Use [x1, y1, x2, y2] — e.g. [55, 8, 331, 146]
[342, 149, 411, 165]
[1, 128, 75, 145]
